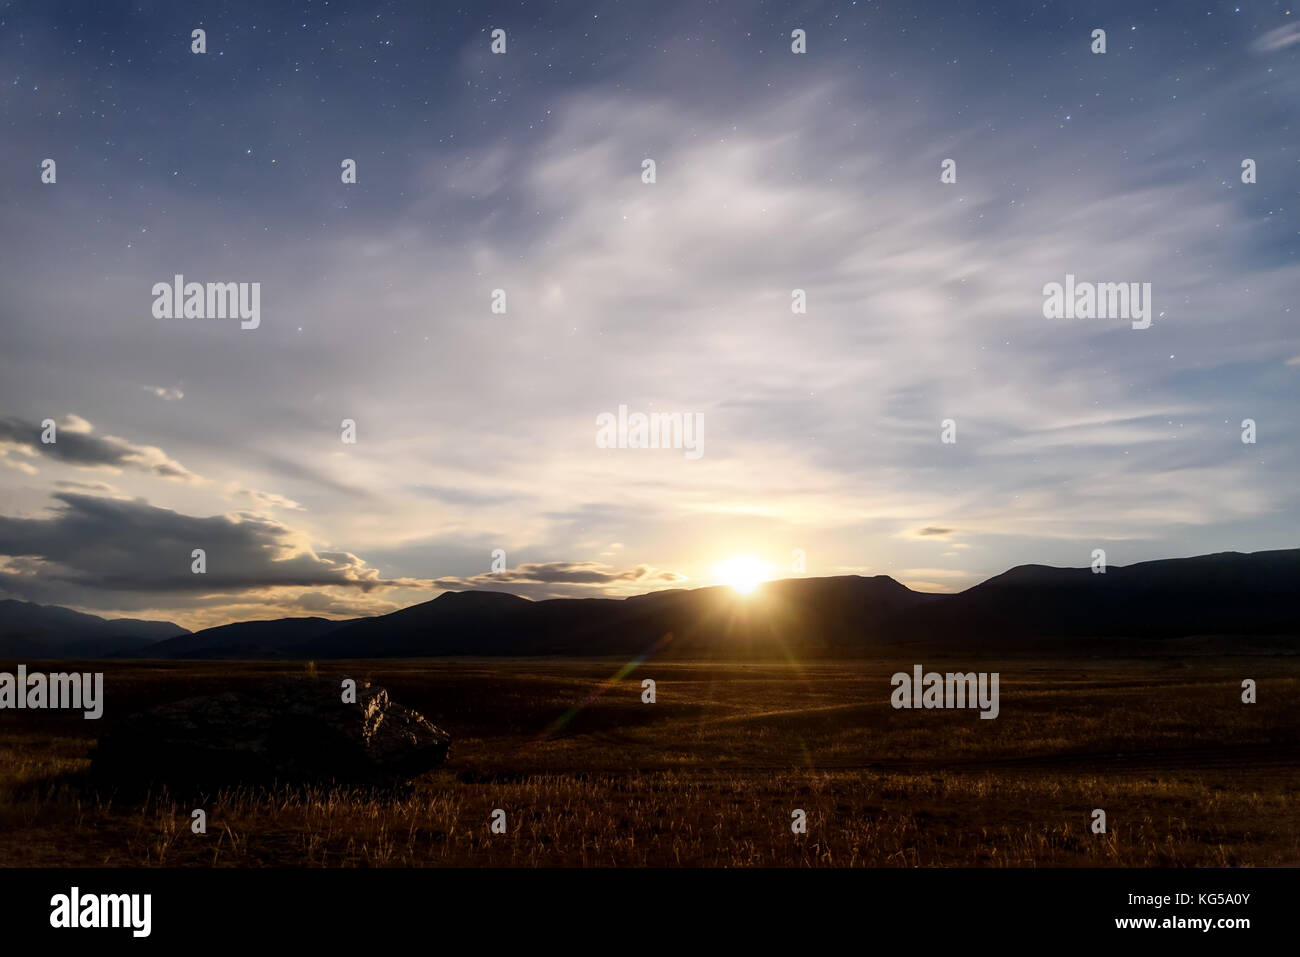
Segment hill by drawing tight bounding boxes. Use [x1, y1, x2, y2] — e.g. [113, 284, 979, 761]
[5, 549, 1297, 660]
[0, 599, 188, 658]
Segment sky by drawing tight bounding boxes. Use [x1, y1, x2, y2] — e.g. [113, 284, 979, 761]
[0, 0, 1297, 631]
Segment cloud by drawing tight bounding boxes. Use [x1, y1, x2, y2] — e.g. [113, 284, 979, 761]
[1253, 22, 1300, 53]
[896, 579, 961, 595]
[408, 484, 520, 507]
[0, 415, 198, 482]
[432, 561, 687, 599]
[0, 8, 1297, 628]
[0, 446, 38, 476]
[53, 479, 122, 496]
[291, 590, 389, 617]
[0, 492, 418, 599]
[897, 567, 972, 579]
[231, 485, 305, 511]
[142, 385, 184, 401]
[0, 414, 303, 515]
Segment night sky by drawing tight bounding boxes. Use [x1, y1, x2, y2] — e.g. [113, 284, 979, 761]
[1, 1, 1297, 629]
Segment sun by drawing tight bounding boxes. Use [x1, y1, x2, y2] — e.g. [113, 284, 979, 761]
[713, 556, 772, 595]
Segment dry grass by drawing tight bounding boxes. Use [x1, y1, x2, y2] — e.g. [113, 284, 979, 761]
[1, 654, 1297, 867]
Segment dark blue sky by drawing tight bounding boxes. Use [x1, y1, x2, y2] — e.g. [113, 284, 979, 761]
[1, 1, 1297, 628]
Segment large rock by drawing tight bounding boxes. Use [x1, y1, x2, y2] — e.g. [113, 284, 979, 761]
[91, 678, 451, 791]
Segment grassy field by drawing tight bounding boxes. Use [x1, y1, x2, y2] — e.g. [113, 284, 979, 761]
[1, 652, 1297, 867]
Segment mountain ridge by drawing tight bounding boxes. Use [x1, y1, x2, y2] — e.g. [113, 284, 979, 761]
[0, 599, 189, 658]
[3, 548, 1296, 659]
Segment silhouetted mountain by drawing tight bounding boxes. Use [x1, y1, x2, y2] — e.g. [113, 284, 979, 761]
[302, 549, 1299, 658]
[894, 549, 1300, 642]
[144, 615, 360, 659]
[8, 549, 1297, 660]
[306, 574, 936, 658]
[0, 599, 188, 658]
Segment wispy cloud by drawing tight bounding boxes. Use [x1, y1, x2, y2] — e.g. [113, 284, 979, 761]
[0, 4, 1296, 625]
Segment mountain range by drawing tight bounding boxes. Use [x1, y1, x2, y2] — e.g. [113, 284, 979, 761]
[1, 548, 1296, 660]
[0, 599, 188, 658]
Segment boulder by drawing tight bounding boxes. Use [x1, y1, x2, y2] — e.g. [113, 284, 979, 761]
[91, 678, 451, 791]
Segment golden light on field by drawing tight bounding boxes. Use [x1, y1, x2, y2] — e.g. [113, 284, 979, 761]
[712, 555, 773, 595]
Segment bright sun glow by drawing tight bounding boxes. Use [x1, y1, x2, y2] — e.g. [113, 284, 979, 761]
[713, 556, 772, 595]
